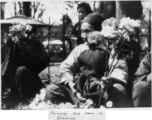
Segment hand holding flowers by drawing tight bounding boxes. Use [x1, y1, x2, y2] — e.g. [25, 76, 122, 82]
[101, 76, 113, 90]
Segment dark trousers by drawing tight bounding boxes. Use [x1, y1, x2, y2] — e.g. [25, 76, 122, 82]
[132, 81, 151, 107]
[2, 66, 44, 104]
[108, 83, 131, 107]
[45, 82, 131, 108]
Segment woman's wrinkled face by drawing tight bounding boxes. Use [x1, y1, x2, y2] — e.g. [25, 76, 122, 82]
[81, 22, 95, 42]
[78, 7, 87, 21]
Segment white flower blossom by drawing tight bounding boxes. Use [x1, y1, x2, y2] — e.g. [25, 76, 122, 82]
[106, 101, 113, 107]
[100, 17, 140, 41]
[101, 17, 123, 39]
[87, 31, 103, 43]
[26, 24, 32, 31]
[8, 23, 32, 43]
[15, 24, 22, 31]
[102, 17, 116, 28]
[101, 26, 123, 39]
[119, 17, 141, 33]
[21, 23, 27, 26]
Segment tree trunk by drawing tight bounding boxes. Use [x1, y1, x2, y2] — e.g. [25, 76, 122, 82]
[93, 1, 96, 12]
[18, 2, 22, 15]
[0, 2, 6, 19]
[22, 2, 31, 17]
[14, 2, 17, 16]
[115, 1, 123, 23]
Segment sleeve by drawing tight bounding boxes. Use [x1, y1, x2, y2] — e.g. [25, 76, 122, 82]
[135, 53, 151, 77]
[108, 49, 128, 84]
[59, 46, 81, 84]
[17, 40, 50, 74]
[134, 53, 151, 83]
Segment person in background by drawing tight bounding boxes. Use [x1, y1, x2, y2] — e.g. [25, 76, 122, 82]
[46, 13, 131, 108]
[119, 1, 143, 105]
[72, 2, 92, 45]
[132, 52, 151, 107]
[1, 26, 50, 108]
[94, 1, 116, 19]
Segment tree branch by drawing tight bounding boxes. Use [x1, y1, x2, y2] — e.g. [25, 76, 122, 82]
[18, 2, 22, 15]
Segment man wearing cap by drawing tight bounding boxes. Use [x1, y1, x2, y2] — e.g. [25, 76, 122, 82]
[46, 13, 130, 108]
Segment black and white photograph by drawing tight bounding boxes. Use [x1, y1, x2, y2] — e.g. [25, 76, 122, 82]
[0, 0, 151, 113]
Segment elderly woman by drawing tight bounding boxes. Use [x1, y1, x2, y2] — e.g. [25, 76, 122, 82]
[46, 13, 130, 108]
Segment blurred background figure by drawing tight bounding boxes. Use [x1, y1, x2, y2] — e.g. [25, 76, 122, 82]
[72, 2, 92, 45]
[132, 52, 151, 107]
[94, 1, 116, 19]
[119, 1, 143, 20]
[118, 1, 143, 102]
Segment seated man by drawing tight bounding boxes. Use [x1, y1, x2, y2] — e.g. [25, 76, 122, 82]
[46, 13, 130, 108]
[1, 25, 50, 108]
[132, 52, 151, 107]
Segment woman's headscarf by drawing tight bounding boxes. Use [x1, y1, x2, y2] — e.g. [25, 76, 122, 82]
[82, 13, 104, 31]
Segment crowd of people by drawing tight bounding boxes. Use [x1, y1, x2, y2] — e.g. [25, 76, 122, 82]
[1, 2, 151, 109]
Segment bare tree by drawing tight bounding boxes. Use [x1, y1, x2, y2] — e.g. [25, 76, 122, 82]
[18, 2, 22, 15]
[93, 1, 96, 12]
[14, 2, 17, 16]
[64, 1, 80, 9]
[17, 2, 31, 17]
[37, 8, 45, 21]
[32, 1, 40, 19]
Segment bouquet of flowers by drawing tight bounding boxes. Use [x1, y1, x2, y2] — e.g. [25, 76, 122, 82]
[8, 23, 32, 43]
[100, 17, 141, 59]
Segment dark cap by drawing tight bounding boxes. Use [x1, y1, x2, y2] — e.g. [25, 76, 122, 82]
[82, 13, 104, 31]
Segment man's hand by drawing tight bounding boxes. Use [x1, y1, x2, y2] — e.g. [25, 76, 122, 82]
[76, 92, 86, 103]
[83, 99, 94, 108]
[101, 77, 113, 90]
[68, 81, 86, 102]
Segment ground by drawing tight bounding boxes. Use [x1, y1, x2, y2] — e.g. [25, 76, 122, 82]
[39, 63, 61, 84]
